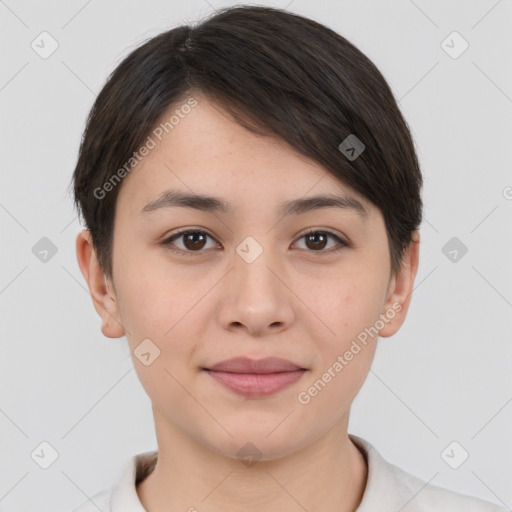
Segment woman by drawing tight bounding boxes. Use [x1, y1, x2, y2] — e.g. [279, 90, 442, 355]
[72, 5, 507, 511]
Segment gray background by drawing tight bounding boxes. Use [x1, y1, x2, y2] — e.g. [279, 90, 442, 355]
[0, 0, 511, 511]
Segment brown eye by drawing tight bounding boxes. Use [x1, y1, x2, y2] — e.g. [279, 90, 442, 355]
[294, 229, 348, 253]
[163, 230, 218, 254]
[162, 228, 349, 256]
[182, 232, 207, 250]
[305, 232, 328, 250]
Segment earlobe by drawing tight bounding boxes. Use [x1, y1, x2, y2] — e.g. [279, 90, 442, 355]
[378, 231, 420, 338]
[75, 229, 125, 339]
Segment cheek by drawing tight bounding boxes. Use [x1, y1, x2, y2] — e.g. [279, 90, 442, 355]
[116, 269, 211, 382]
[312, 273, 388, 341]
[297, 284, 381, 414]
[301, 274, 386, 398]
[113, 247, 186, 334]
[121, 277, 202, 409]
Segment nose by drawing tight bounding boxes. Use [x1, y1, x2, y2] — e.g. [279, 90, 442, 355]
[216, 243, 295, 337]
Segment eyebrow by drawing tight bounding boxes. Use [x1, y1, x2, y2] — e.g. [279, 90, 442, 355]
[141, 189, 368, 219]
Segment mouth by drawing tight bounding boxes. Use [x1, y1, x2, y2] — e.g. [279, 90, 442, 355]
[202, 357, 308, 398]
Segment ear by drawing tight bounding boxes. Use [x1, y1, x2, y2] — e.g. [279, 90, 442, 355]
[378, 230, 420, 338]
[75, 229, 125, 339]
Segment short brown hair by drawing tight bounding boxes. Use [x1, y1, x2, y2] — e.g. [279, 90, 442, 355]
[71, 5, 422, 280]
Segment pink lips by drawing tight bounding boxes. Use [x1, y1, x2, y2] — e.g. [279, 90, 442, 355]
[204, 357, 307, 398]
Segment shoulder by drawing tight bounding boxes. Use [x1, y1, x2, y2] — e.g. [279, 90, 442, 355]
[349, 434, 509, 512]
[73, 487, 113, 512]
[72, 450, 157, 512]
[390, 463, 508, 511]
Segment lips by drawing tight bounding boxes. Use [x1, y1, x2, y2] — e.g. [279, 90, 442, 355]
[204, 357, 307, 398]
[206, 357, 304, 374]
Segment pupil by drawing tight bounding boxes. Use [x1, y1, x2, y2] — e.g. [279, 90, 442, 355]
[186, 232, 205, 250]
[307, 232, 326, 250]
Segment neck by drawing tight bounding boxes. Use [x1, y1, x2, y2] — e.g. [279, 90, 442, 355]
[137, 410, 368, 512]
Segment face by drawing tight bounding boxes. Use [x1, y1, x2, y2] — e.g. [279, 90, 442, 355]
[77, 93, 419, 461]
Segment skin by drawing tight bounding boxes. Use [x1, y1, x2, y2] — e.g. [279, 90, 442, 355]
[76, 92, 420, 512]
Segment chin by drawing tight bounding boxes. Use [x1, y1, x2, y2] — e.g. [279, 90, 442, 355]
[201, 422, 314, 463]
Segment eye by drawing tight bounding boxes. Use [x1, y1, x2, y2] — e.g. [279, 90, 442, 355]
[161, 228, 349, 255]
[161, 229, 219, 255]
[293, 229, 349, 253]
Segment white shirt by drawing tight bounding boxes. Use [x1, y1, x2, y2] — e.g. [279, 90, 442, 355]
[74, 434, 509, 511]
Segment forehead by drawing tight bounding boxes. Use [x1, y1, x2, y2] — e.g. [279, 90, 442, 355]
[115, 96, 376, 220]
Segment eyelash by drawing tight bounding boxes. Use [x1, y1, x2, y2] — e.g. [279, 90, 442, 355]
[160, 228, 350, 256]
